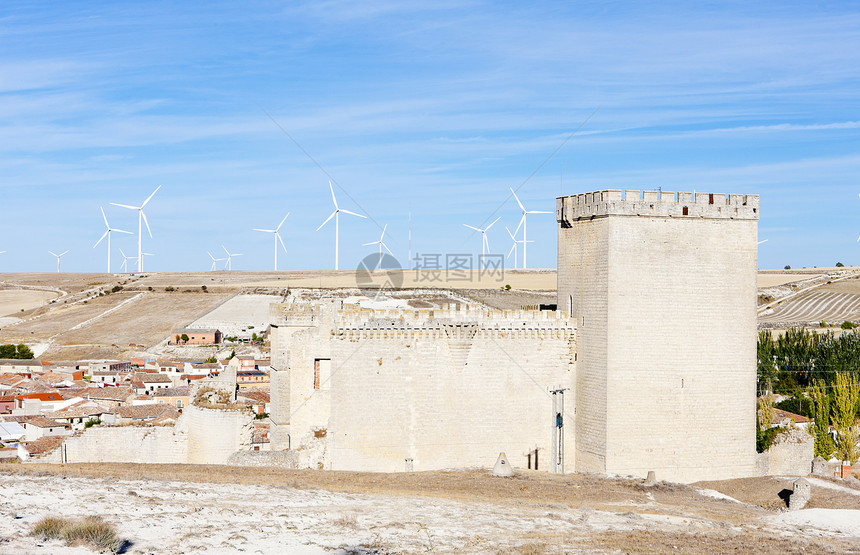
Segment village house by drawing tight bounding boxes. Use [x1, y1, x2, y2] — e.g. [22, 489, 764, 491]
[12, 392, 67, 415]
[77, 386, 136, 408]
[237, 369, 269, 389]
[47, 401, 109, 430]
[89, 371, 127, 385]
[5, 415, 70, 442]
[103, 404, 180, 425]
[0, 420, 26, 444]
[131, 373, 172, 395]
[237, 390, 270, 415]
[169, 328, 222, 345]
[0, 359, 51, 374]
[152, 387, 191, 410]
[89, 361, 131, 373]
[0, 394, 14, 414]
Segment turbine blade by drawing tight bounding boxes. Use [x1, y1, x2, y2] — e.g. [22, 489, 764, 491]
[141, 210, 152, 238]
[329, 181, 338, 209]
[100, 206, 109, 227]
[463, 224, 481, 232]
[60, 251, 69, 256]
[362, 241, 377, 246]
[141, 185, 161, 208]
[527, 210, 552, 214]
[485, 216, 501, 231]
[110, 203, 139, 210]
[222, 245, 229, 255]
[48, 251, 57, 257]
[340, 209, 366, 218]
[208, 252, 215, 261]
[114, 228, 133, 235]
[508, 243, 516, 258]
[277, 212, 290, 231]
[510, 187, 526, 212]
[253, 229, 275, 233]
[93, 230, 108, 248]
[277, 233, 288, 253]
[382, 242, 393, 255]
[316, 211, 336, 231]
[506, 226, 515, 240]
[515, 214, 525, 236]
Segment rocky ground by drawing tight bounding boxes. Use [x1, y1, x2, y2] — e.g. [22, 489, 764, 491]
[0, 464, 858, 554]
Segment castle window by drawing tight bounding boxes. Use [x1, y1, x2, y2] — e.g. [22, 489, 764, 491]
[314, 358, 331, 390]
[682, 206, 688, 215]
[708, 194, 714, 204]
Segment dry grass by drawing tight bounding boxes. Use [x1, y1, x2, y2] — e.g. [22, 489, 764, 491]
[31, 515, 122, 553]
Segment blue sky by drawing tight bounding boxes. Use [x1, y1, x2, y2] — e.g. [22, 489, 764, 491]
[2, 1, 860, 272]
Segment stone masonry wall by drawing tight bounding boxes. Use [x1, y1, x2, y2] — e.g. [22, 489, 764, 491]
[40, 426, 188, 464]
[558, 190, 759, 483]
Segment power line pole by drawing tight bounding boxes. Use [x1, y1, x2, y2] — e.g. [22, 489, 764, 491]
[551, 387, 569, 474]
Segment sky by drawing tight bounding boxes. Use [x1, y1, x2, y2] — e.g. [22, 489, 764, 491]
[2, 1, 860, 273]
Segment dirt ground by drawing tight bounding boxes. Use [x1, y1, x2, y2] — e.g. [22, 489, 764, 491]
[1, 464, 857, 554]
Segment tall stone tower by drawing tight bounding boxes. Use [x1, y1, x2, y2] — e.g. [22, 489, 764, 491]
[557, 190, 758, 483]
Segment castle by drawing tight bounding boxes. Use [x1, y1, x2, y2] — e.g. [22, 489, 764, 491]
[269, 190, 759, 483]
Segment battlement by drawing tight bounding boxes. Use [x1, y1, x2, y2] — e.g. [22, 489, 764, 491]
[556, 190, 759, 224]
[270, 302, 321, 326]
[334, 303, 572, 329]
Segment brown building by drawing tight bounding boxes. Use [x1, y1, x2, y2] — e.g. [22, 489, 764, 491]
[169, 328, 222, 345]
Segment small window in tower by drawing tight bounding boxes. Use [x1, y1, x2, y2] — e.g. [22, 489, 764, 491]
[682, 206, 688, 215]
[708, 194, 714, 204]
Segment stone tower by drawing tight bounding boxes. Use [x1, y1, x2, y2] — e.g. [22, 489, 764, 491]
[557, 190, 759, 483]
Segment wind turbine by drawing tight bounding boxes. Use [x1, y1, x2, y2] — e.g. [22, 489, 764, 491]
[463, 216, 501, 259]
[505, 222, 531, 269]
[758, 239, 769, 245]
[93, 207, 132, 273]
[510, 188, 551, 269]
[110, 185, 160, 272]
[207, 251, 226, 271]
[253, 212, 289, 271]
[362, 224, 393, 271]
[316, 180, 367, 270]
[119, 249, 135, 272]
[48, 250, 69, 273]
[222, 246, 242, 271]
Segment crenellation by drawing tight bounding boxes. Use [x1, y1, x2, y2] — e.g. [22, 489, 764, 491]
[557, 190, 759, 223]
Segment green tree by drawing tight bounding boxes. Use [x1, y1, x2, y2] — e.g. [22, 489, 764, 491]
[836, 262, 845, 267]
[181, 333, 189, 344]
[809, 380, 836, 458]
[832, 372, 860, 463]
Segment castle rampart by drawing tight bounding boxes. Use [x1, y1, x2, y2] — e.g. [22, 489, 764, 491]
[557, 190, 759, 223]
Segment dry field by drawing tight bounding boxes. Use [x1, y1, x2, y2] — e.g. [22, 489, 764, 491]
[0, 464, 858, 554]
[759, 275, 860, 329]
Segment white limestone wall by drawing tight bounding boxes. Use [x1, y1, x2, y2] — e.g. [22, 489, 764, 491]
[558, 202, 758, 483]
[322, 331, 575, 472]
[185, 405, 254, 464]
[40, 426, 188, 464]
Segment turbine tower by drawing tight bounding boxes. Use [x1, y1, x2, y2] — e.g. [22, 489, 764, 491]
[110, 185, 160, 272]
[222, 245, 242, 271]
[119, 249, 135, 272]
[207, 251, 226, 271]
[316, 180, 366, 270]
[505, 222, 531, 269]
[93, 206, 132, 273]
[362, 224, 393, 271]
[253, 212, 289, 270]
[48, 250, 68, 273]
[463, 216, 501, 258]
[510, 187, 551, 269]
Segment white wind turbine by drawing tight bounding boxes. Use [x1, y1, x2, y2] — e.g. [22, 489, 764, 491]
[110, 185, 160, 272]
[505, 221, 531, 269]
[93, 206, 132, 273]
[363, 224, 393, 271]
[48, 250, 69, 273]
[222, 245, 242, 271]
[119, 249, 135, 272]
[253, 212, 289, 271]
[510, 187, 551, 269]
[316, 181, 367, 270]
[463, 216, 501, 260]
[207, 251, 226, 271]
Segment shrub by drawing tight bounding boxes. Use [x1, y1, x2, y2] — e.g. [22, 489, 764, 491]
[32, 516, 121, 553]
[111, 285, 123, 293]
[784, 265, 791, 270]
[842, 321, 856, 329]
[164, 286, 175, 292]
[836, 262, 845, 267]
[84, 418, 101, 428]
[201, 285, 208, 292]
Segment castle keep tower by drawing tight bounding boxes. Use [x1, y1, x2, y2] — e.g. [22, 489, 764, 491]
[557, 190, 759, 483]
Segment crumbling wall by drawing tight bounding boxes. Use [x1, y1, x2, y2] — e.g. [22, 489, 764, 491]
[185, 404, 255, 464]
[38, 425, 188, 464]
[756, 427, 814, 476]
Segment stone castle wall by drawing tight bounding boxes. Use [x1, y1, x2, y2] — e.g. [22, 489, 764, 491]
[271, 305, 576, 473]
[557, 190, 759, 483]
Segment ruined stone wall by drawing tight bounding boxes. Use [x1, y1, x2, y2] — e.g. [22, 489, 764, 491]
[756, 427, 814, 477]
[185, 405, 254, 464]
[557, 190, 759, 483]
[39, 426, 188, 464]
